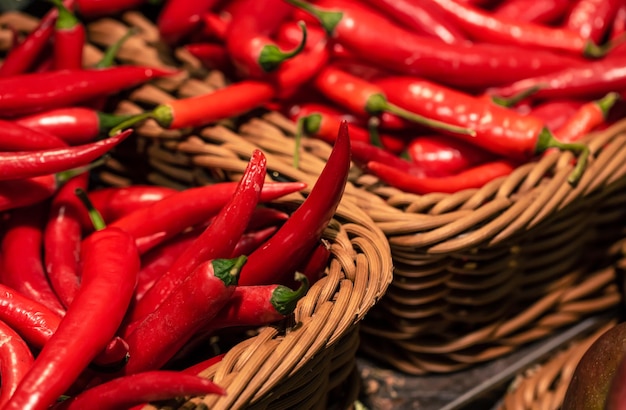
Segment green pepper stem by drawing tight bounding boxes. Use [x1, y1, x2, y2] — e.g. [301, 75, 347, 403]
[270, 272, 310, 315]
[596, 92, 621, 118]
[283, 0, 343, 35]
[367, 117, 383, 148]
[56, 157, 108, 184]
[108, 107, 166, 136]
[94, 27, 138, 69]
[367, 93, 476, 136]
[49, 0, 79, 30]
[490, 84, 542, 108]
[301, 113, 323, 135]
[212, 256, 247, 287]
[75, 187, 107, 231]
[585, 32, 626, 58]
[537, 128, 590, 186]
[259, 21, 308, 72]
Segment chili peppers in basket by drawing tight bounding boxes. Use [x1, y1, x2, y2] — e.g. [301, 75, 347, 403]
[51, 0, 86, 71]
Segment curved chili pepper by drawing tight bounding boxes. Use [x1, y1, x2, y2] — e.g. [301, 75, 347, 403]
[287, 0, 584, 89]
[564, 0, 622, 44]
[0, 320, 34, 408]
[0, 128, 131, 181]
[554, 92, 620, 143]
[51, 0, 86, 71]
[157, 0, 222, 45]
[59, 370, 225, 410]
[88, 185, 177, 225]
[75, 0, 147, 17]
[0, 119, 68, 151]
[0, 66, 177, 117]
[238, 121, 350, 286]
[296, 241, 331, 287]
[362, 0, 466, 44]
[15, 107, 133, 146]
[122, 256, 245, 374]
[4, 226, 140, 410]
[184, 43, 233, 72]
[493, 0, 571, 24]
[289, 102, 406, 153]
[374, 76, 590, 184]
[406, 135, 496, 177]
[0, 0, 75, 77]
[314, 65, 474, 136]
[43, 173, 89, 308]
[0, 174, 59, 212]
[489, 54, 626, 100]
[351, 140, 426, 176]
[231, 226, 279, 258]
[368, 159, 517, 195]
[527, 100, 585, 132]
[125, 150, 267, 328]
[1, 203, 65, 317]
[429, 0, 608, 57]
[110, 180, 304, 254]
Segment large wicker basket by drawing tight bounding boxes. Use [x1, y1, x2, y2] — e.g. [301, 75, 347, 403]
[0, 10, 394, 409]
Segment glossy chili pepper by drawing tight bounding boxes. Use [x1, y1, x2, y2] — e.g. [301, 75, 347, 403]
[157, 0, 222, 44]
[227, 0, 305, 78]
[185, 43, 233, 72]
[564, 0, 622, 44]
[75, 0, 147, 17]
[351, 140, 426, 176]
[238, 121, 350, 286]
[554, 92, 620, 143]
[527, 100, 585, 132]
[0, 66, 177, 117]
[314, 65, 474, 136]
[489, 54, 626, 100]
[5, 226, 140, 410]
[122, 256, 244, 374]
[1, 203, 65, 317]
[43, 173, 89, 308]
[493, 0, 571, 24]
[362, 0, 466, 44]
[368, 159, 517, 195]
[200, 12, 229, 41]
[88, 185, 178, 225]
[59, 370, 225, 410]
[0, 174, 60, 212]
[428, 0, 608, 57]
[0, 0, 75, 77]
[276, 20, 327, 50]
[126, 150, 267, 328]
[110, 180, 305, 254]
[51, 0, 85, 70]
[289, 102, 406, 153]
[231, 226, 279, 257]
[0, 128, 131, 181]
[0, 119, 68, 151]
[0, 320, 34, 408]
[15, 107, 133, 146]
[375, 76, 590, 184]
[296, 241, 331, 286]
[406, 135, 497, 177]
[287, 0, 584, 89]
[611, 4, 626, 41]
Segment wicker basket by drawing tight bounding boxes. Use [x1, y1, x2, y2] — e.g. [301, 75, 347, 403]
[0, 10, 394, 410]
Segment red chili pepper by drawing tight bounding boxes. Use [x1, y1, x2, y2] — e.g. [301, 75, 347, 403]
[184, 43, 234, 72]
[125, 150, 267, 328]
[493, 0, 571, 24]
[0, 128, 131, 181]
[88, 185, 177, 225]
[0, 320, 34, 408]
[374, 76, 590, 184]
[295, 241, 330, 287]
[554, 92, 620, 143]
[43, 173, 89, 308]
[231, 226, 279, 257]
[527, 100, 585, 132]
[428, 0, 608, 57]
[225, 0, 304, 78]
[314, 65, 474, 136]
[157, 0, 222, 45]
[351, 140, 426, 176]
[1, 203, 65, 317]
[51, 0, 86, 71]
[489, 54, 626, 100]
[564, 0, 622, 44]
[15, 107, 133, 146]
[0, 119, 68, 151]
[238, 121, 351, 286]
[110, 180, 305, 254]
[289, 102, 406, 153]
[0, 0, 75, 77]
[611, 4, 626, 41]
[0, 66, 177, 117]
[75, 0, 147, 17]
[368, 159, 516, 195]
[182, 353, 225, 375]
[276, 20, 327, 50]
[122, 256, 245, 374]
[5, 226, 140, 410]
[406, 135, 497, 177]
[200, 12, 229, 41]
[287, 0, 584, 89]
[59, 370, 225, 410]
[0, 174, 59, 212]
[361, 0, 467, 44]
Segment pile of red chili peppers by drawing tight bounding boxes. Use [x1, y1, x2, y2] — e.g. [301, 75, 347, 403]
[0, 0, 626, 407]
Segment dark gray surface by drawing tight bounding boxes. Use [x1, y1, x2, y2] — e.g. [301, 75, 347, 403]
[356, 312, 617, 410]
